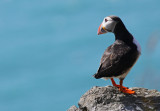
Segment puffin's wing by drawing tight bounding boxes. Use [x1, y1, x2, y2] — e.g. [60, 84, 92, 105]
[94, 41, 131, 78]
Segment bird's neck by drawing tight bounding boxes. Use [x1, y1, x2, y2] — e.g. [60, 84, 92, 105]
[114, 22, 133, 44]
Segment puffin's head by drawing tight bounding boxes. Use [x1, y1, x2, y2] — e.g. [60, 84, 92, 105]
[97, 15, 122, 35]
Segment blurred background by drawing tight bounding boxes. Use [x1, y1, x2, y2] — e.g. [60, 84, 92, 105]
[0, 0, 160, 111]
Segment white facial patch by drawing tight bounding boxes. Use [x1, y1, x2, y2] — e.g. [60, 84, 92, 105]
[102, 17, 117, 32]
[106, 17, 112, 21]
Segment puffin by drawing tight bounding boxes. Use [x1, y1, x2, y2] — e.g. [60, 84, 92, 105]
[93, 15, 141, 94]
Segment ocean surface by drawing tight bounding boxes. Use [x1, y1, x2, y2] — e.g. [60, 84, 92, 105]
[0, 0, 160, 111]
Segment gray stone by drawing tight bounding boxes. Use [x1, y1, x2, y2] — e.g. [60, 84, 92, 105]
[68, 86, 160, 111]
[68, 105, 79, 111]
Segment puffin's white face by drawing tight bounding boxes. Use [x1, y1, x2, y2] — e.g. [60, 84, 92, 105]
[97, 17, 117, 35]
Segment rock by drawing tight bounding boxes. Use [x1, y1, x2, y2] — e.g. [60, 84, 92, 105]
[68, 105, 79, 111]
[68, 86, 160, 111]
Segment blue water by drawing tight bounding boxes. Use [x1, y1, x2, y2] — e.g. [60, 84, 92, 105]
[0, 0, 160, 111]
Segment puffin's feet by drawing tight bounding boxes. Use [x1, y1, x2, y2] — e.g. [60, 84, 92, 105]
[119, 87, 135, 94]
[110, 78, 135, 94]
[114, 85, 128, 89]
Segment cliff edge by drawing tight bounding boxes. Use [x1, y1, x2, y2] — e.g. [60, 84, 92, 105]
[68, 86, 160, 111]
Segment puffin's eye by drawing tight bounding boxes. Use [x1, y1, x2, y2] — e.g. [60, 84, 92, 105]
[105, 19, 108, 22]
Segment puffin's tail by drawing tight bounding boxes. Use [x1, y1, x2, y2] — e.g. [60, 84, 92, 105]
[93, 73, 101, 79]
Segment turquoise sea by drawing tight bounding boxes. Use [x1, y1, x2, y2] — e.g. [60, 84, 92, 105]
[0, 0, 160, 111]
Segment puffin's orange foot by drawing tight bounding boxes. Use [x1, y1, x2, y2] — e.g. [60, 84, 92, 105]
[119, 88, 135, 94]
[114, 85, 128, 89]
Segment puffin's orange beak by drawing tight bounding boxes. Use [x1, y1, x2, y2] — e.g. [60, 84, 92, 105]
[97, 24, 107, 35]
[97, 24, 103, 35]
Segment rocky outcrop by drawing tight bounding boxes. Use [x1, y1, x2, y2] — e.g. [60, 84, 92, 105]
[68, 86, 160, 111]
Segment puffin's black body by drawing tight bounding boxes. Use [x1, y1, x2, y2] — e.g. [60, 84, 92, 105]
[93, 16, 140, 80]
[94, 37, 139, 79]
